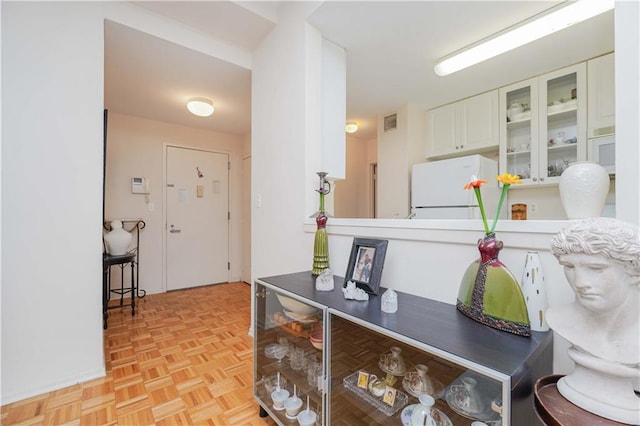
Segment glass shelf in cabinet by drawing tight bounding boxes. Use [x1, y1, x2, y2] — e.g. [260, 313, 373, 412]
[507, 150, 531, 156]
[507, 117, 531, 127]
[546, 107, 577, 120]
[547, 142, 577, 152]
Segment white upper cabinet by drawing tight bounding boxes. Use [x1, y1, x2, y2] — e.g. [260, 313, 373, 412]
[500, 63, 587, 186]
[587, 52, 615, 137]
[426, 90, 499, 159]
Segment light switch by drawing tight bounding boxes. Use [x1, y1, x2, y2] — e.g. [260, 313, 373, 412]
[197, 185, 204, 198]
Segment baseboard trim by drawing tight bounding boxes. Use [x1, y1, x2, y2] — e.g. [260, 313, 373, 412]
[1, 368, 106, 405]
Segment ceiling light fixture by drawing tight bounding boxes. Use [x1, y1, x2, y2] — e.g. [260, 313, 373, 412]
[187, 97, 214, 117]
[434, 0, 614, 76]
[345, 122, 359, 133]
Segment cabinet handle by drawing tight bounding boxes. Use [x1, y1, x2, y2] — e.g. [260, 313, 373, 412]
[533, 177, 538, 182]
[540, 177, 545, 182]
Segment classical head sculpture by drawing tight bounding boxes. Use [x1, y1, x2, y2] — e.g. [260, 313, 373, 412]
[547, 217, 640, 424]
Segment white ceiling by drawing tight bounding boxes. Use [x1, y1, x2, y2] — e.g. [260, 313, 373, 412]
[104, 1, 614, 141]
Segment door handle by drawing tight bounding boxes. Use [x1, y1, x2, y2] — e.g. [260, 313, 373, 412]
[169, 228, 181, 233]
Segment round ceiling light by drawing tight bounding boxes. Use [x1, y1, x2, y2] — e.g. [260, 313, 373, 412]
[345, 122, 359, 133]
[187, 97, 214, 117]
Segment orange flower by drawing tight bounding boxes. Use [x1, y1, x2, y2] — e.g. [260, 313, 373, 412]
[465, 175, 490, 234]
[464, 176, 488, 190]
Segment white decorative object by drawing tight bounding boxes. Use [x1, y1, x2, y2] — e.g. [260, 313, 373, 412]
[381, 288, 398, 313]
[558, 161, 610, 219]
[342, 281, 369, 301]
[410, 394, 438, 426]
[520, 252, 549, 331]
[276, 293, 318, 316]
[315, 269, 334, 291]
[104, 220, 132, 255]
[547, 218, 640, 424]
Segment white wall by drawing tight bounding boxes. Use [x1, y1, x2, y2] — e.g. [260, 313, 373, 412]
[377, 107, 409, 218]
[334, 136, 372, 218]
[251, 2, 323, 284]
[614, 0, 640, 225]
[1, 2, 106, 402]
[376, 104, 428, 219]
[0, 0, 255, 403]
[105, 113, 245, 294]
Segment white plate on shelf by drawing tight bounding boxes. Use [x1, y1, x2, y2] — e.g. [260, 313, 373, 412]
[401, 404, 452, 426]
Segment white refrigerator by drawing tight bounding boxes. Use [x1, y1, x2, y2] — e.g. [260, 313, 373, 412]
[411, 155, 502, 220]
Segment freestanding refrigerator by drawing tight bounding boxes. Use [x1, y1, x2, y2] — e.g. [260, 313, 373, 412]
[411, 155, 502, 219]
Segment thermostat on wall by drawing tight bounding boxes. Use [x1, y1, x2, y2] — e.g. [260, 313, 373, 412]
[131, 177, 149, 194]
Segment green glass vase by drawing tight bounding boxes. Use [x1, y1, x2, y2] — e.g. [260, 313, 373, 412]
[457, 233, 531, 337]
[312, 172, 330, 276]
[312, 212, 329, 275]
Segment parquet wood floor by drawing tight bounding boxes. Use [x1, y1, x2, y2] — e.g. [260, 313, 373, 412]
[1, 282, 277, 426]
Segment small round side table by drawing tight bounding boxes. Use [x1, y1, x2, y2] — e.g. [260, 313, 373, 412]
[534, 375, 631, 426]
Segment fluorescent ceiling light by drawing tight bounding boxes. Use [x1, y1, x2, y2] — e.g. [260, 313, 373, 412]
[187, 97, 214, 117]
[434, 0, 614, 76]
[345, 122, 359, 133]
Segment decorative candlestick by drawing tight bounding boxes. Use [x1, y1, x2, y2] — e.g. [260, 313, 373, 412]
[312, 172, 331, 275]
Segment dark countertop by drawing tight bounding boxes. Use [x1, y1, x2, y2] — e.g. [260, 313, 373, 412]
[257, 271, 553, 387]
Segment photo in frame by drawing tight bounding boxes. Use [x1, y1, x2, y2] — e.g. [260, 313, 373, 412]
[382, 385, 397, 406]
[357, 371, 370, 389]
[344, 238, 388, 294]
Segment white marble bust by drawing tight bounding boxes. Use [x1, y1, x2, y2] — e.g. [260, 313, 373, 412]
[547, 217, 640, 424]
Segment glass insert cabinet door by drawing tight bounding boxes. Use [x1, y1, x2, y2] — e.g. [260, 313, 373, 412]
[539, 63, 587, 184]
[254, 283, 326, 425]
[328, 313, 506, 426]
[502, 79, 537, 183]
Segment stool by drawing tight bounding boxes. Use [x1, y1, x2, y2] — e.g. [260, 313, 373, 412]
[103, 252, 137, 329]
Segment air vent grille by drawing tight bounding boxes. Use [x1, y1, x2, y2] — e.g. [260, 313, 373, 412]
[383, 113, 397, 132]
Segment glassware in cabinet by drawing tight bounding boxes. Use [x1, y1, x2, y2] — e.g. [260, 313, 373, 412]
[328, 313, 504, 426]
[254, 283, 326, 425]
[541, 69, 584, 182]
[500, 79, 538, 184]
[500, 62, 586, 186]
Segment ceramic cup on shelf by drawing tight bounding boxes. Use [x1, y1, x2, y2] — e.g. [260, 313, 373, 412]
[452, 377, 483, 414]
[284, 389, 303, 420]
[271, 387, 290, 411]
[408, 364, 434, 395]
[296, 409, 317, 426]
[381, 346, 406, 374]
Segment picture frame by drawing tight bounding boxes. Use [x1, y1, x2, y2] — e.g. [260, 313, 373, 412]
[356, 371, 370, 389]
[344, 238, 388, 295]
[382, 385, 397, 406]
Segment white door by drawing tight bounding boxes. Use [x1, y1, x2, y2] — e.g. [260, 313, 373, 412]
[166, 146, 229, 290]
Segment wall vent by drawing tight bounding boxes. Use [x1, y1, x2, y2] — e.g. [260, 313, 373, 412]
[383, 113, 397, 132]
